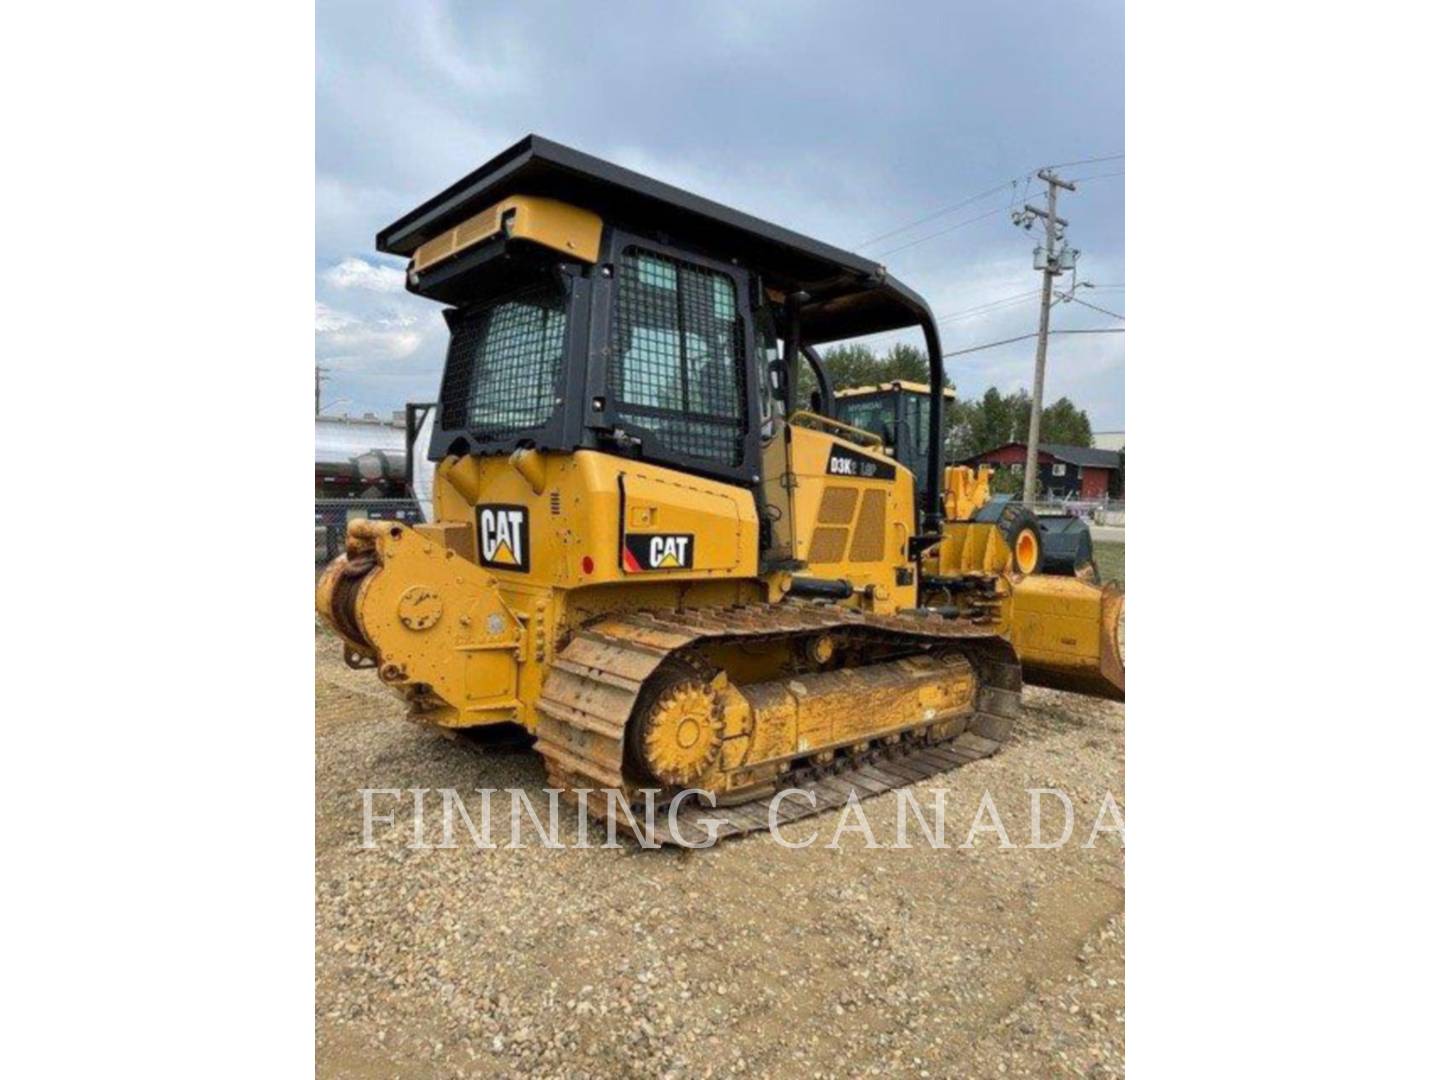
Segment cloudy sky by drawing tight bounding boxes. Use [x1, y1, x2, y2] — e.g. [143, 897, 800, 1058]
[317, 0, 1124, 429]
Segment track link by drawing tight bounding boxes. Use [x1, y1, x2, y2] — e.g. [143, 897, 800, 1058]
[534, 602, 1022, 846]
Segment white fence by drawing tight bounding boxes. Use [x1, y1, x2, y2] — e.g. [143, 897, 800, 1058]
[1032, 497, 1125, 524]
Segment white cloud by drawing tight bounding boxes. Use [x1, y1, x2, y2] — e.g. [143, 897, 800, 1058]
[315, 301, 424, 364]
[322, 257, 405, 293]
[316, 2, 1122, 421]
[314, 301, 353, 333]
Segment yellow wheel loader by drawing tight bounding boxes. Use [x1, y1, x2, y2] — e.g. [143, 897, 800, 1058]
[317, 135, 1120, 845]
[831, 383, 1125, 701]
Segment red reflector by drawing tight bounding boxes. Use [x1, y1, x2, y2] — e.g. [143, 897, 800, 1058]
[581, 555, 595, 575]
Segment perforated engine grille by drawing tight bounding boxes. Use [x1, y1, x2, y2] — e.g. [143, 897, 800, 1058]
[809, 526, 850, 564]
[817, 486, 858, 524]
[438, 281, 568, 438]
[849, 489, 888, 562]
[607, 247, 747, 466]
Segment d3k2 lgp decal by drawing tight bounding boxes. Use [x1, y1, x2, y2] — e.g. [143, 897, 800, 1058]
[825, 442, 897, 481]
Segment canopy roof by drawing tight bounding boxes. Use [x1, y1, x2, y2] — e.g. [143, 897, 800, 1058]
[835, 380, 957, 400]
[376, 134, 935, 343]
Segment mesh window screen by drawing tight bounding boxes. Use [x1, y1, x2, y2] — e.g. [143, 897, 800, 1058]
[608, 247, 747, 466]
[438, 281, 568, 438]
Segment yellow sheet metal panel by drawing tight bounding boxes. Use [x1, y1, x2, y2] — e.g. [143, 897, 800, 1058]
[759, 430, 795, 559]
[411, 194, 603, 273]
[617, 468, 755, 576]
[942, 465, 992, 522]
[434, 449, 758, 588]
[785, 424, 914, 572]
[932, 519, 1012, 577]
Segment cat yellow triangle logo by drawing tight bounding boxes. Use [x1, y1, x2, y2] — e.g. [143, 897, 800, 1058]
[477, 505, 530, 572]
[624, 533, 695, 571]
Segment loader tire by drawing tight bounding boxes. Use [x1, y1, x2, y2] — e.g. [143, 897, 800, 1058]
[997, 503, 1044, 575]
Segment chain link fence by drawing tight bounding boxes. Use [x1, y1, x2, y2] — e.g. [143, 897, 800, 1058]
[315, 498, 424, 565]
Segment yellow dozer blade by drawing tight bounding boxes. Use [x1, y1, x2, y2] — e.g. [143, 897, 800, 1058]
[1007, 574, 1125, 701]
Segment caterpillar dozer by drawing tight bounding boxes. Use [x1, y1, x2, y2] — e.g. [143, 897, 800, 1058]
[318, 135, 1117, 845]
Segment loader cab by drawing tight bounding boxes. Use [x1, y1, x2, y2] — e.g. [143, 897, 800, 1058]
[832, 382, 955, 511]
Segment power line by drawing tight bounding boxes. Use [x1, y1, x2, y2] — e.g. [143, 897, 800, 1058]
[855, 180, 1019, 248]
[1046, 153, 1124, 169]
[943, 327, 1124, 359]
[1067, 169, 1125, 183]
[854, 290, 1041, 348]
[872, 205, 1012, 258]
[1061, 295, 1125, 321]
[880, 169, 1124, 261]
[936, 290, 1042, 325]
[855, 153, 1123, 253]
[939, 288, 1042, 318]
[934, 275, 1036, 298]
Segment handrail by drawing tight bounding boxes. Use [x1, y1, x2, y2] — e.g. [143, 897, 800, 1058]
[788, 410, 885, 449]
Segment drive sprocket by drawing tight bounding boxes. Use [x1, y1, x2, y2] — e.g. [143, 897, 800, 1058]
[633, 671, 724, 787]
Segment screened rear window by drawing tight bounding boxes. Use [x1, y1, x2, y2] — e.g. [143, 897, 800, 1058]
[607, 248, 747, 466]
[438, 280, 568, 438]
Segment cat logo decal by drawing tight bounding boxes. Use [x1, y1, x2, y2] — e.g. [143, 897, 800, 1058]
[477, 505, 530, 572]
[622, 533, 695, 572]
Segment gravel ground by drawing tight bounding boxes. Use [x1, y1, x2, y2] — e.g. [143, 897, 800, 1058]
[316, 625, 1125, 1078]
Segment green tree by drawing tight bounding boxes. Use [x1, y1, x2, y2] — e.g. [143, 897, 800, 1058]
[803, 342, 941, 401]
[1041, 397, 1094, 447]
[987, 464, 1024, 495]
[799, 344, 1095, 463]
[960, 387, 1022, 456]
[1009, 392, 1094, 449]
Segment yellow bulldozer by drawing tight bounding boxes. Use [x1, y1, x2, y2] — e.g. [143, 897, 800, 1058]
[318, 135, 1123, 844]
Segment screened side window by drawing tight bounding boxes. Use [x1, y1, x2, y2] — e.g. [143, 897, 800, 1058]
[607, 247, 747, 466]
[438, 280, 568, 438]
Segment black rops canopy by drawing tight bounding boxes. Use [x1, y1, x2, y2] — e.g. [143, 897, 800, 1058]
[375, 134, 938, 345]
[377, 135, 949, 531]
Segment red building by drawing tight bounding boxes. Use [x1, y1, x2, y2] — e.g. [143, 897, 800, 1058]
[960, 442, 1123, 500]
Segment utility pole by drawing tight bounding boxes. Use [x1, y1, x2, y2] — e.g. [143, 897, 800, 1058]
[315, 365, 330, 417]
[1013, 168, 1078, 505]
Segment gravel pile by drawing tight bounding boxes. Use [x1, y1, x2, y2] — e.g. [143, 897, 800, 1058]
[316, 626, 1125, 1077]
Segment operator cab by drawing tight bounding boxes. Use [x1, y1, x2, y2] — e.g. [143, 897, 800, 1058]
[833, 381, 956, 511]
[375, 135, 955, 550]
